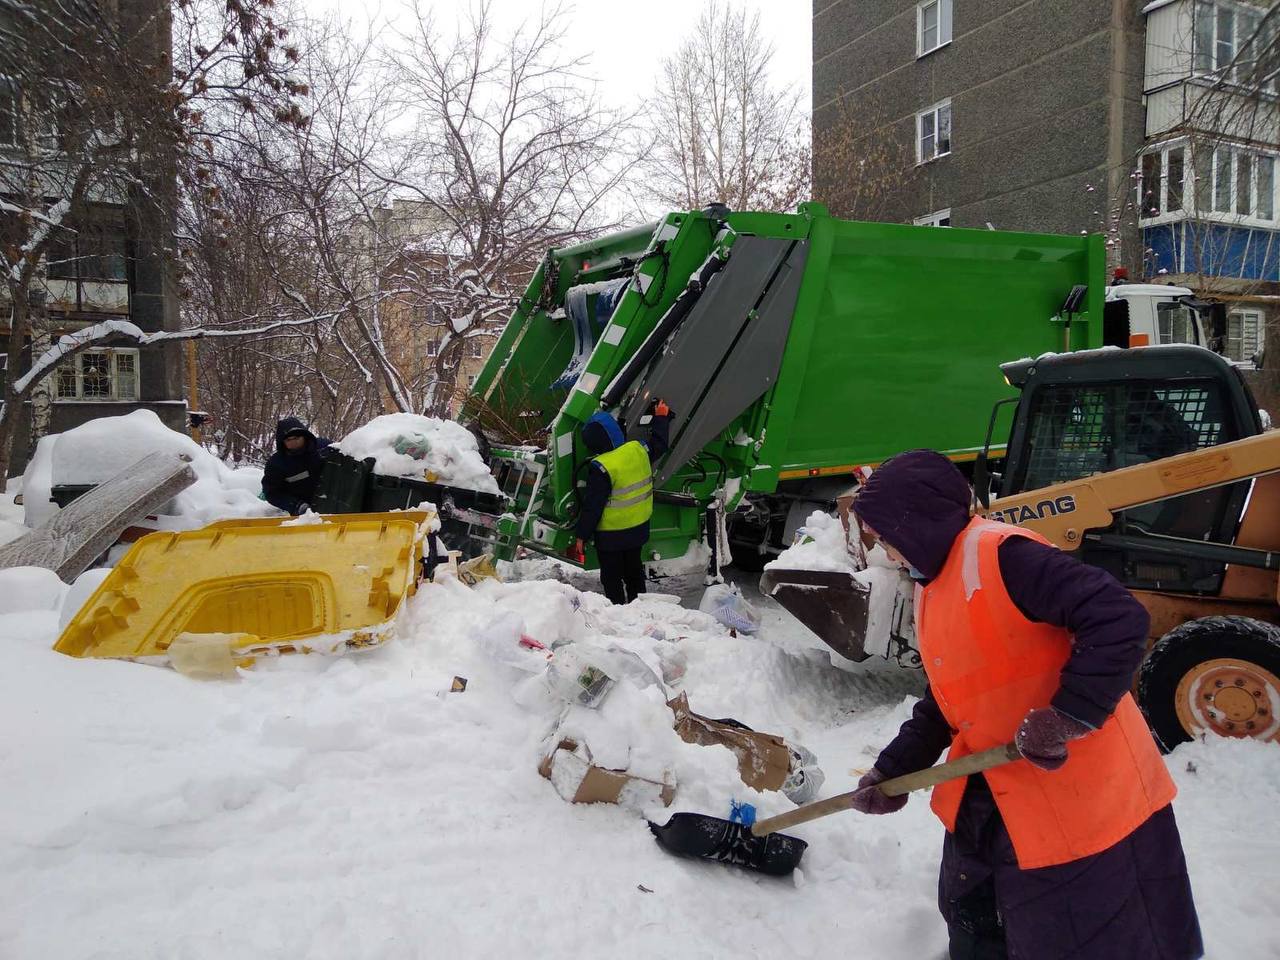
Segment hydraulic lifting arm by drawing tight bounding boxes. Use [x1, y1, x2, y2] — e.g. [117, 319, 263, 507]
[985, 431, 1280, 571]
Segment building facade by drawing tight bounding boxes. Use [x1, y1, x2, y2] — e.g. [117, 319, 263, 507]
[0, 0, 185, 475]
[812, 0, 1278, 389]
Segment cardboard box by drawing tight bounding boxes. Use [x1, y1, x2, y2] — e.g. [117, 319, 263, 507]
[538, 738, 675, 810]
[668, 693, 792, 792]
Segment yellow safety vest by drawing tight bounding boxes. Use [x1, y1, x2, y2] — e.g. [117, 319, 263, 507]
[594, 440, 654, 531]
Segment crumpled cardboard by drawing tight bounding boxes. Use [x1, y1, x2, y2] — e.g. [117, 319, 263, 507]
[538, 737, 675, 810]
[667, 693, 791, 792]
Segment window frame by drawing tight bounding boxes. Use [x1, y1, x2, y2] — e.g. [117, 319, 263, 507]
[53, 347, 141, 402]
[916, 0, 953, 58]
[1193, 1, 1279, 93]
[466, 338, 484, 359]
[1139, 138, 1279, 228]
[1226, 308, 1263, 363]
[424, 337, 441, 358]
[913, 208, 953, 227]
[916, 99, 952, 164]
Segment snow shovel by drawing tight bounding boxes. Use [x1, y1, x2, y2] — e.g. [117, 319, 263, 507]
[649, 741, 1020, 876]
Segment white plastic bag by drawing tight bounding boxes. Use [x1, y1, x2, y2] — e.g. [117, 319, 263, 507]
[698, 583, 761, 635]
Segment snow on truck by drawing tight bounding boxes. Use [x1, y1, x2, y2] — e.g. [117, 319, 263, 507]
[452, 202, 1115, 571]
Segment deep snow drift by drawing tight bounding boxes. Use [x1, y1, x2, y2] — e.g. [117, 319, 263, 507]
[25, 409, 275, 530]
[1, 553, 1277, 959]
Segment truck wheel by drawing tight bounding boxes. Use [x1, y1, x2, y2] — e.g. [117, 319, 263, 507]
[1138, 616, 1280, 749]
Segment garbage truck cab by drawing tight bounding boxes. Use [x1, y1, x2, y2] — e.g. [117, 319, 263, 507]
[1104, 280, 1223, 352]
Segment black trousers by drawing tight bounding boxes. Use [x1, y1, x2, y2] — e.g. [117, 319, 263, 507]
[597, 546, 646, 605]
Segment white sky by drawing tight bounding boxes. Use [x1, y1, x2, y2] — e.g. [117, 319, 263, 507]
[305, 0, 812, 111]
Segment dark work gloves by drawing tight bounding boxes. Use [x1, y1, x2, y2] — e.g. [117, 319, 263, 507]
[1015, 707, 1092, 771]
[849, 767, 908, 815]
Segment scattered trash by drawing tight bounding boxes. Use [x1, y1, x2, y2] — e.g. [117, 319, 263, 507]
[458, 554, 500, 586]
[545, 646, 616, 708]
[668, 693, 793, 792]
[168, 632, 245, 680]
[539, 737, 675, 810]
[698, 583, 761, 635]
[450, 676, 468, 693]
[782, 742, 826, 805]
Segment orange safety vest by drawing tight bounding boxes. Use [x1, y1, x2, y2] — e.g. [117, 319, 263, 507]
[916, 516, 1176, 870]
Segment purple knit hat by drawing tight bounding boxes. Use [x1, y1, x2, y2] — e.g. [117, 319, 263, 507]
[851, 449, 973, 579]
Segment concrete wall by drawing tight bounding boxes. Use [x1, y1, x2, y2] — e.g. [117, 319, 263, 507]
[813, 0, 1147, 264]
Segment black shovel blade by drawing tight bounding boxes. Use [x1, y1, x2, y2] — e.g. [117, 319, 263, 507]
[649, 813, 807, 876]
[758, 567, 872, 662]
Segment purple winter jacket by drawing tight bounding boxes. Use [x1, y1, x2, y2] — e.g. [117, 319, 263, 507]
[851, 448, 1151, 777]
[851, 450, 1202, 960]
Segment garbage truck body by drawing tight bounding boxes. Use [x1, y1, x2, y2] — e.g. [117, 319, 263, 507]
[459, 203, 1106, 568]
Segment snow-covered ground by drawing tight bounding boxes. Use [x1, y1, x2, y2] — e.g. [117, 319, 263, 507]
[0, 559, 1277, 958]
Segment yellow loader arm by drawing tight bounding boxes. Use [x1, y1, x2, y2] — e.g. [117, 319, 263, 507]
[985, 431, 1280, 551]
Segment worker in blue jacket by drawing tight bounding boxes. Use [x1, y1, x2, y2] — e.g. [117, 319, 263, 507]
[573, 401, 672, 604]
[262, 417, 333, 515]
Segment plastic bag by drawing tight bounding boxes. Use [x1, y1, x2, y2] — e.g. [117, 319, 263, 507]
[698, 583, 761, 635]
[392, 433, 430, 459]
[781, 742, 825, 805]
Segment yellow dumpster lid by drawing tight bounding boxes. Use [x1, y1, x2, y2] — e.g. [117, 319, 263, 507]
[55, 513, 430, 663]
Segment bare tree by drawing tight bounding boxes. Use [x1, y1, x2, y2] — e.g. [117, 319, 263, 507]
[637, 0, 808, 214]
[380, 0, 635, 415]
[812, 89, 915, 223]
[0, 0, 306, 484]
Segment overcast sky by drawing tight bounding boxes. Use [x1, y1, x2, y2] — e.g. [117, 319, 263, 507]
[309, 0, 812, 111]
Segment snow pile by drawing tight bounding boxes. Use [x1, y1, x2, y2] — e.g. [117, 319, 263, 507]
[1, 557, 1277, 958]
[31, 410, 276, 529]
[766, 509, 857, 573]
[336, 414, 499, 494]
[0, 478, 25, 546]
[0, 566, 66, 616]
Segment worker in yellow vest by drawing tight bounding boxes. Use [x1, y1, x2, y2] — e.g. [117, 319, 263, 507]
[572, 400, 672, 604]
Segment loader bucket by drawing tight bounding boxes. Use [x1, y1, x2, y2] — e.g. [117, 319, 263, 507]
[54, 511, 432, 666]
[757, 567, 872, 662]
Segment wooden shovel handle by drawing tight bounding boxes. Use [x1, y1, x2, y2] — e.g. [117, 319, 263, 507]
[751, 741, 1020, 837]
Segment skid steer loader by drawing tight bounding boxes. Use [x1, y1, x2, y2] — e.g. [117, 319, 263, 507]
[763, 345, 1280, 749]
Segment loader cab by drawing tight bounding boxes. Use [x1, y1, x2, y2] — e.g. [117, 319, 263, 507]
[992, 346, 1263, 594]
[1104, 282, 1225, 353]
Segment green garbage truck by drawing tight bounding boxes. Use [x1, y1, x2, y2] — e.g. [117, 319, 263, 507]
[454, 202, 1106, 570]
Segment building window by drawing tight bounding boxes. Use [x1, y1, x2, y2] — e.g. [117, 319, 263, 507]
[1226, 309, 1263, 362]
[1141, 140, 1277, 225]
[916, 100, 952, 164]
[1194, 1, 1276, 90]
[917, 0, 952, 57]
[425, 338, 440, 357]
[466, 374, 477, 388]
[914, 209, 952, 227]
[46, 219, 128, 282]
[467, 338, 484, 359]
[54, 348, 139, 402]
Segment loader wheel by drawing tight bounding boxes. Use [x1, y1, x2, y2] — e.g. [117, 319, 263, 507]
[1138, 616, 1280, 750]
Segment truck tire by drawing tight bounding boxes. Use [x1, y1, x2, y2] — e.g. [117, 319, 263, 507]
[1138, 616, 1280, 750]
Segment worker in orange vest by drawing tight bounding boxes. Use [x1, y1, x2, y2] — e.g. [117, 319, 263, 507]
[849, 449, 1201, 960]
